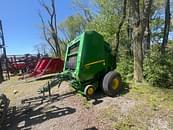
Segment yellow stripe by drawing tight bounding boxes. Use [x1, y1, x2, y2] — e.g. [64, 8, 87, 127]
[85, 60, 105, 67]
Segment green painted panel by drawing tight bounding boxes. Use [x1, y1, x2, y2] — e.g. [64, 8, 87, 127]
[64, 31, 116, 89]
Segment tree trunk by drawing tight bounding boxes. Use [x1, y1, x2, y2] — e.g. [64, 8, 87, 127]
[162, 0, 171, 52]
[143, 15, 151, 54]
[130, 0, 152, 82]
[127, 1, 133, 55]
[114, 0, 127, 56]
[133, 25, 143, 82]
[130, 0, 143, 82]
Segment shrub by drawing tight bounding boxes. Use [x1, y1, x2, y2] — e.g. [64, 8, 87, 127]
[144, 45, 173, 88]
[116, 51, 133, 81]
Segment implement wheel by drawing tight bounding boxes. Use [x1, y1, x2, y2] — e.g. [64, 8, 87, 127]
[84, 85, 95, 97]
[103, 71, 122, 97]
[0, 93, 10, 126]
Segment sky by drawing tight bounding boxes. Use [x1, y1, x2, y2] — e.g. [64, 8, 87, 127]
[0, 0, 75, 55]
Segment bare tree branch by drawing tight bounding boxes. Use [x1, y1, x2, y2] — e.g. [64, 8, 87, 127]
[38, 12, 57, 55]
[39, 0, 61, 57]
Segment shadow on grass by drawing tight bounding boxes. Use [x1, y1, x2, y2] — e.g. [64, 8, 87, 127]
[1, 92, 76, 130]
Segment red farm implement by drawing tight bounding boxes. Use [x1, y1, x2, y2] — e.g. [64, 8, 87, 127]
[20, 57, 64, 79]
[8, 54, 39, 75]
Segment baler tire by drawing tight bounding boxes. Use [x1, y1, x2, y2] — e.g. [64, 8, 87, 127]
[84, 85, 95, 97]
[102, 71, 122, 97]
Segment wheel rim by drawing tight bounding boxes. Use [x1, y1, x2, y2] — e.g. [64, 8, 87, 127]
[87, 87, 94, 96]
[112, 79, 119, 90]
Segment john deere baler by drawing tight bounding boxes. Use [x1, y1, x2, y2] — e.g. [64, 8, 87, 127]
[39, 31, 122, 97]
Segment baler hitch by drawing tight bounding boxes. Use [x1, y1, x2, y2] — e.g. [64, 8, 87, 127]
[37, 71, 75, 98]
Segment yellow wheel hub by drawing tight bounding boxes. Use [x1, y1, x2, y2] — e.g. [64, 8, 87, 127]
[112, 79, 119, 90]
[87, 87, 94, 96]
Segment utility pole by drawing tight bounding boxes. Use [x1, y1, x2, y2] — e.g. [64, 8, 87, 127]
[0, 20, 10, 81]
[0, 59, 3, 83]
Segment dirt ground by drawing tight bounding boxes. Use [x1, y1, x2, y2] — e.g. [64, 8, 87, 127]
[0, 77, 173, 130]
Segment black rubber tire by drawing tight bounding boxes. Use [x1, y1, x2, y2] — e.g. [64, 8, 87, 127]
[102, 71, 122, 97]
[84, 85, 95, 97]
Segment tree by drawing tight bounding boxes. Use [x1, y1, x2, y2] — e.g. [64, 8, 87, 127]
[59, 14, 86, 41]
[162, 0, 171, 52]
[34, 43, 49, 56]
[130, 0, 152, 82]
[72, 0, 93, 22]
[87, 0, 123, 43]
[39, 0, 61, 57]
[127, 1, 133, 48]
[143, 12, 151, 52]
[114, 0, 127, 56]
[149, 0, 165, 44]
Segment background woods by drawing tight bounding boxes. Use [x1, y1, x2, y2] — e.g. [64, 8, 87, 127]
[37, 0, 173, 87]
[1, 0, 170, 86]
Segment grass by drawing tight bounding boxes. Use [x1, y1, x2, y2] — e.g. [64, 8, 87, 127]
[76, 93, 93, 109]
[101, 82, 173, 130]
[112, 103, 156, 130]
[128, 83, 173, 110]
[0, 76, 49, 106]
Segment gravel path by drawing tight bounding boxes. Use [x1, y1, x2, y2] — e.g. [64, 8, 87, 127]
[1, 81, 115, 130]
[1, 78, 172, 130]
